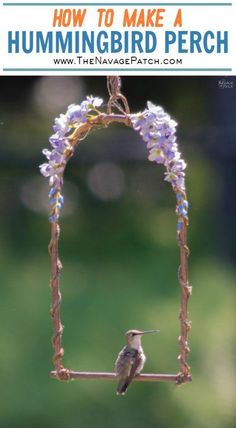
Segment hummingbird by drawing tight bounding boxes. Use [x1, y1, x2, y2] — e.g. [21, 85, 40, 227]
[115, 329, 159, 395]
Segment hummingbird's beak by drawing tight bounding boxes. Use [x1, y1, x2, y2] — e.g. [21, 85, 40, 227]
[141, 329, 160, 335]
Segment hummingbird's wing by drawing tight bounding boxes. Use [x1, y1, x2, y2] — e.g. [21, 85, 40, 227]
[115, 346, 142, 395]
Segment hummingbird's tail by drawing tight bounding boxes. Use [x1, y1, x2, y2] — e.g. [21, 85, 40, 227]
[116, 378, 130, 395]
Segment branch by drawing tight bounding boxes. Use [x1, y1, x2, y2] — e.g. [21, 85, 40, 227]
[68, 113, 132, 146]
[50, 370, 192, 384]
[177, 212, 192, 380]
[48, 222, 64, 372]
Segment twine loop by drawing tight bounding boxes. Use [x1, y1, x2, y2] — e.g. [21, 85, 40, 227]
[107, 76, 130, 115]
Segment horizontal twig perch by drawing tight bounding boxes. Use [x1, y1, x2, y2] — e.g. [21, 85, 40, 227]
[50, 371, 192, 384]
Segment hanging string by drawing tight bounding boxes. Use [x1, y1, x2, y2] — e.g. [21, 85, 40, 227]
[107, 76, 130, 115]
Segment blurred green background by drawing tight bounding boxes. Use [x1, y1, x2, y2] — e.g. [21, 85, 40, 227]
[0, 76, 235, 428]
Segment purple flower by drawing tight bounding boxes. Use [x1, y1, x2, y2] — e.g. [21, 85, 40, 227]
[49, 134, 70, 152]
[85, 95, 103, 108]
[131, 101, 186, 192]
[67, 96, 103, 124]
[42, 148, 65, 165]
[40, 96, 188, 229]
[175, 192, 188, 224]
[39, 163, 55, 178]
[164, 171, 179, 184]
[170, 159, 187, 173]
[39, 162, 64, 177]
[53, 113, 70, 136]
[49, 174, 61, 189]
[49, 187, 56, 198]
[40, 95, 104, 223]
[67, 104, 88, 124]
[58, 195, 64, 204]
[177, 219, 184, 232]
[163, 148, 180, 163]
[177, 204, 188, 217]
[49, 214, 56, 223]
[148, 147, 165, 164]
[132, 101, 188, 233]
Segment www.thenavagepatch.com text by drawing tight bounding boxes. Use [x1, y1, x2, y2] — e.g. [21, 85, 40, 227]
[52, 56, 183, 66]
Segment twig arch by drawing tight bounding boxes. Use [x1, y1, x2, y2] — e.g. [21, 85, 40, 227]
[41, 94, 192, 385]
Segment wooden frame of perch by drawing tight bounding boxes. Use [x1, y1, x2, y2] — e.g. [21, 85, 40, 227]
[41, 76, 192, 385]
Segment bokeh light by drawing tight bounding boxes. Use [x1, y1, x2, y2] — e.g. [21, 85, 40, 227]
[87, 162, 125, 201]
[20, 176, 79, 216]
[32, 76, 85, 116]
